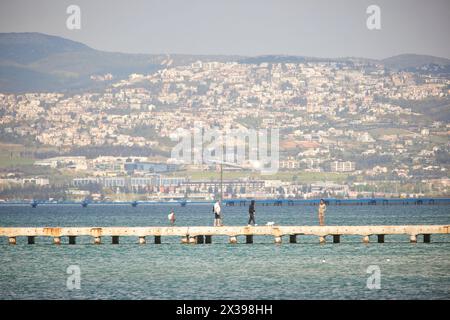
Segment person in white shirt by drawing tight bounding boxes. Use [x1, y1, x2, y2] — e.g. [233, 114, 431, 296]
[213, 201, 222, 226]
[168, 209, 176, 226]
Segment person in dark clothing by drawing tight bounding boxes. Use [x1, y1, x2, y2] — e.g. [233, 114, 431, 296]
[248, 200, 256, 226]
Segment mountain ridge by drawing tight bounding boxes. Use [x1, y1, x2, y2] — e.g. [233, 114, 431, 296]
[1, 32, 449, 93]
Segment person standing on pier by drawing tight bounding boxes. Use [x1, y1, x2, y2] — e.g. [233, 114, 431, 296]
[168, 209, 176, 226]
[214, 201, 222, 226]
[248, 200, 256, 226]
[318, 199, 327, 226]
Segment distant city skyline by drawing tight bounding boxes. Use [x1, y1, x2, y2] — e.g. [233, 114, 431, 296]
[0, 0, 449, 59]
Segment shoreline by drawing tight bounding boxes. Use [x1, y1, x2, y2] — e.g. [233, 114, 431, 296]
[1, 197, 450, 206]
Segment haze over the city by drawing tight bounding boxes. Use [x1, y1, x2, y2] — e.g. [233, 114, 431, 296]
[0, 0, 450, 59]
[0, 1, 449, 201]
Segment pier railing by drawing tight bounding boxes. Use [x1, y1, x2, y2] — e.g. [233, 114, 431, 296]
[0, 225, 448, 244]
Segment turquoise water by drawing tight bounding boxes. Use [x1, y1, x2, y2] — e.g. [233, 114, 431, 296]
[0, 204, 449, 299]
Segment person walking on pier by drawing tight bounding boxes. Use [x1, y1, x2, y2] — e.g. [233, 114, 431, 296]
[248, 200, 256, 226]
[168, 209, 176, 226]
[318, 199, 327, 226]
[213, 201, 222, 226]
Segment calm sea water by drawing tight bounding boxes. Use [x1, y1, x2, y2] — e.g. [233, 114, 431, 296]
[0, 204, 449, 300]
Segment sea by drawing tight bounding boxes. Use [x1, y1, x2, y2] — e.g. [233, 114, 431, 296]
[0, 204, 449, 299]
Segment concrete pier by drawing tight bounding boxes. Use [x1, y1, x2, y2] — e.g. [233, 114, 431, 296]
[274, 236, 282, 244]
[69, 236, 76, 245]
[0, 225, 448, 245]
[196, 235, 204, 244]
[333, 235, 340, 243]
[112, 236, 119, 244]
[188, 236, 196, 244]
[362, 235, 370, 244]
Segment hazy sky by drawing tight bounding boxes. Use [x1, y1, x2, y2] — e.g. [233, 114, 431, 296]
[0, 0, 449, 59]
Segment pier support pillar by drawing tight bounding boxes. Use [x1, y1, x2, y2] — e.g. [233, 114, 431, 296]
[274, 236, 282, 244]
[289, 235, 297, 243]
[377, 235, 385, 243]
[181, 236, 189, 244]
[8, 237, 16, 245]
[205, 235, 212, 244]
[246, 235, 253, 244]
[319, 236, 326, 244]
[229, 236, 237, 244]
[138, 236, 146, 244]
[410, 234, 417, 243]
[69, 236, 76, 245]
[94, 236, 101, 245]
[423, 234, 431, 243]
[154, 236, 161, 244]
[196, 235, 204, 244]
[53, 237, 61, 245]
[112, 236, 119, 244]
[333, 235, 340, 243]
[189, 236, 197, 244]
[362, 235, 370, 244]
[27, 236, 35, 244]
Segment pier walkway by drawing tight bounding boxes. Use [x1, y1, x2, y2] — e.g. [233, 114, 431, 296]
[1, 225, 449, 244]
